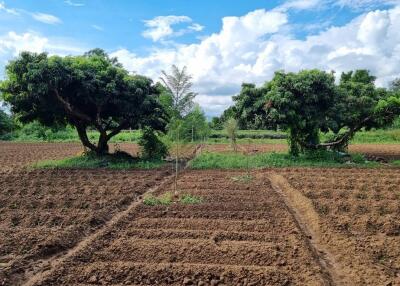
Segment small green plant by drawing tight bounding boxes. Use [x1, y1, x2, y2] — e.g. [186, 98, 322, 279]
[143, 192, 173, 206]
[179, 194, 203, 204]
[224, 118, 238, 152]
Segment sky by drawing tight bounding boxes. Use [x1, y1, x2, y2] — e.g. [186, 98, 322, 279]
[1, 0, 400, 117]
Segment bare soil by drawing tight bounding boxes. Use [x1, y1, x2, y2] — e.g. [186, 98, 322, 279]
[279, 168, 400, 285]
[0, 143, 171, 285]
[0, 142, 143, 172]
[30, 170, 331, 286]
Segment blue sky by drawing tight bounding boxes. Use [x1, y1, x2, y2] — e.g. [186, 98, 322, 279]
[1, 0, 400, 116]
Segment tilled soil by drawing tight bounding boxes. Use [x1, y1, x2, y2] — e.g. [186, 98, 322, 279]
[204, 143, 400, 160]
[0, 142, 143, 171]
[279, 167, 400, 285]
[0, 165, 171, 285]
[34, 170, 327, 286]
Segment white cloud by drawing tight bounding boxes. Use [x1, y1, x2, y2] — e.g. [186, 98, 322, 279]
[335, 0, 400, 10]
[64, 0, 84, 7]
[91, 25, 104, 31]
[32, 12, 62, 25]
[110, 6, 400, 116]
[0, 1, 19, 15]
[142, 15, 203, 42]
[276, 0, 322, 11]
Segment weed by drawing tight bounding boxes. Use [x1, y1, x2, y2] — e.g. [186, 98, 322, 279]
[179, 194, 203, 204]
[143, 192, 173, 206]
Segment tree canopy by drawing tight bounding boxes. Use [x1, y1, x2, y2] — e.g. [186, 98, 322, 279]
[160, 65, 197, 118]
[0, 49, 168, 154]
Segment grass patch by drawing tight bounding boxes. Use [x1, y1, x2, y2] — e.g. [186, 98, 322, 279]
[143, 193, 203, 206]
[179, 194, 203, 204]
[392, 160, 400, 166]
[33, 151, 164, 170]
[143, 192, 173, 206]
[190, 151, 380, 169]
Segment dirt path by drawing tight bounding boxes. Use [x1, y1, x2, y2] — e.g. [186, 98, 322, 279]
[269, 173, 344, 286]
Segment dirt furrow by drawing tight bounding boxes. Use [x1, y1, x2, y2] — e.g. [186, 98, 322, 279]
[269, 173, 343, 286]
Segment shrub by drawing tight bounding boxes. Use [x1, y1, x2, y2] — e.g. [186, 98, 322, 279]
[138, 127, 168, 160]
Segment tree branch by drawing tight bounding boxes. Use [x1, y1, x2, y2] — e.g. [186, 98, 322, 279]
[53, 89, 92, 123]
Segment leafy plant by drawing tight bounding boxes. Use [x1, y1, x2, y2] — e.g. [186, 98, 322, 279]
[179, 194, 203, 204]
[138, 127, 168, 160]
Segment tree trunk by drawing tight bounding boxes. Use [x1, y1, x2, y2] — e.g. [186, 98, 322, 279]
[97, 130, 109, 155]
[75, 124, 109, 155]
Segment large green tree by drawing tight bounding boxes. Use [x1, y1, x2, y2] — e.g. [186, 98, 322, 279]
[265, 69, 400, 155]
[232, 83, 272, 129]
[265, 70, 337, 155]
[0, 49, 167, 154]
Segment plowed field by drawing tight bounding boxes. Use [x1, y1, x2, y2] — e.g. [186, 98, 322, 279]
[32, 170, 331, 286]
[0, 143, 172, 285]
[278, 168, 400, 285]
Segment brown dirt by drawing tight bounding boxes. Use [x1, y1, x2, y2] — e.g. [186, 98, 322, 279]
[34, 170, 329, 286]
[278, 167, 400, 285]
[0, 142, 143, 172]
[204, 143, 400, 160]
[0, 143, 171, 285]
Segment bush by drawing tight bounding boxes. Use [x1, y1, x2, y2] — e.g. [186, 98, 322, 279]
[138, 127, 168, 160]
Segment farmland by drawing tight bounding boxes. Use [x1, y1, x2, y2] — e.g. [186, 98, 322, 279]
[0, 141, 399, 285]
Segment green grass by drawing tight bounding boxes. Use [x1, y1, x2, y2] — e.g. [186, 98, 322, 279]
[143, 193, 203, 206]
[179, 194, 203, 204]
[190, 151, 381, 169]
[143, 192, 173, 206]
[33, 152, 164, 170]
[392, 160, 400, 166]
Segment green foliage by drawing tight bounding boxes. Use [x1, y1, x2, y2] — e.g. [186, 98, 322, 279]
[232, 83, 274, 129]
[266, 69, 337, 155]
[190, 151, 378, 169]
[265, 69, 400, 155]
[224, 118, 238, 151]
[179, 194, 203, 204]
[1, 49, 167, 154]
[167, 106, 210, 142]
[160, 65, 197, 117]
[138, 127, 168, 160]
[33, 151, 164, 169]
[0, 109, 14, 137]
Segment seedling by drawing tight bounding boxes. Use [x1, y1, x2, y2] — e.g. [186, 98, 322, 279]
[179, 194, 203, 204]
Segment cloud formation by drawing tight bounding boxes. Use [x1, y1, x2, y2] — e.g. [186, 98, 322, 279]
[31, 12, 62, 25]
[111, 6, 400, 116]
[142, 15, 204, 42]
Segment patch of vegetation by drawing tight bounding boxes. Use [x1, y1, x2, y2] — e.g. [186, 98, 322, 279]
[33, 151, 164, 170]
[392, 160, 400, 166]
[143, 192, 173, 206]
[179, 194, 203, 204]
[143, 193, 203, 206]
[190, 150, 379, 169]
